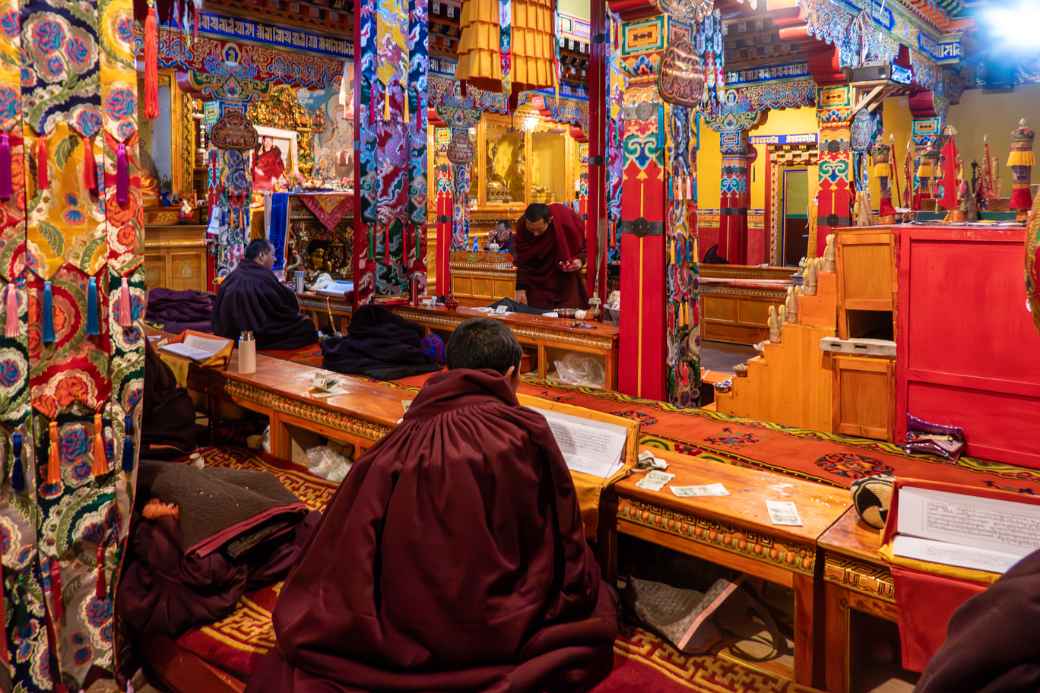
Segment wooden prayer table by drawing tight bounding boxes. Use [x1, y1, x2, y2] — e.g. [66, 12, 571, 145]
[818, 507, 900, 693]
[191, 354, 404, 460]
[611, 447, 851, 688]
[294, 295, 620, 390]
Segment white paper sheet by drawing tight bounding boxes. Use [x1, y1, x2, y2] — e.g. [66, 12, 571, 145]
[534, 408, 627, 479]
[159, 335, 232, 362]
[896, 487, 1040, 560]
[892, 535, 1022, 574]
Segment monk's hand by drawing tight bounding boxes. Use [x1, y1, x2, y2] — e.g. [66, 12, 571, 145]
[516, 289, 527, 305]
[559, 258, 583, 273]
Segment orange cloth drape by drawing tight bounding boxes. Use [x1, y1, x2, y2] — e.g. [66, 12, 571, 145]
[456, 0, 503, 91]
[455, 0, 556, 95]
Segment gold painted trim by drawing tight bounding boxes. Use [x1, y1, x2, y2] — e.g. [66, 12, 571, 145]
[822, 554, 896, 602]
[617, 497, 817, 576]
[700, 287, 789, 300]
[223, 380, 392, 442]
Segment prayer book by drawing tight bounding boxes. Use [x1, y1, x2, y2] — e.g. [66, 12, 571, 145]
[890, 486, 1040, 574]
[161, 334, 234, 363]
[533, 408, 628, 479]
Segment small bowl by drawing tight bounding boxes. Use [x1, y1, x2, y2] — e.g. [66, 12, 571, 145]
[556, 308, 577, 318]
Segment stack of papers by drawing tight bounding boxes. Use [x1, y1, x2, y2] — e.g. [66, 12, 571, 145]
[892, 487, 1040, 573]
[160, 335, 232, 363]
[535, 408, 627, 479]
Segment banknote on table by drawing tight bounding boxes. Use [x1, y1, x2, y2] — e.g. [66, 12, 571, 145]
[766, 500, 803, 526]
[670, 483, 730, 498]
[635, 470, 675, 492]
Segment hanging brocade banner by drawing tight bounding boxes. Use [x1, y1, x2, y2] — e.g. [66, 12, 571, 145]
[1027, 190, 1040, 334]
[666, 104, 699, 406]
[355, 0, 429, 303]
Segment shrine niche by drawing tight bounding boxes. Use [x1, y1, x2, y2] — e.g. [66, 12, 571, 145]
[247, 85, 320, 181]
[137, 69, 198, 209]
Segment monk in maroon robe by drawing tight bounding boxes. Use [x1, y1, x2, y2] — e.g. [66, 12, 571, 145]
[212, 239, 317, 350]
[249, 318, 617, 692]
[514, 203, 588, 310]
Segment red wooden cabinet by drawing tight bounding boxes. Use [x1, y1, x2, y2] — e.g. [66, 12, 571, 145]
[895, 225, 1040, 469]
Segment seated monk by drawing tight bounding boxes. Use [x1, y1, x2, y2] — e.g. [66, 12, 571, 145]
[249, 318, 618, 692]
[142, 338, 197, 457]
[212, 239, 318, 350]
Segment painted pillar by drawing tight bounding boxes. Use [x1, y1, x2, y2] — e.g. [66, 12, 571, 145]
[666, 104, 699, 406]
[705, 99, 760, 265]
[908, 90, 944, 211]
[815, 84, 854, 258]
[617, 15, 667, 401]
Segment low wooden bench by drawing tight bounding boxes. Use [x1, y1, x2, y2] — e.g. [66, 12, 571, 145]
[610, 447, 851, 688]
[295, 295, 620, 390]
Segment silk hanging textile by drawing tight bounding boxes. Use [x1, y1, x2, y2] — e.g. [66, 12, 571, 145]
[354, 0, 428, 303]
[0, 0, 144, 684]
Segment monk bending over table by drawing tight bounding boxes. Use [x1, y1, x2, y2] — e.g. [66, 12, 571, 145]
[514, 203, 588, 310]
[212, 239, 318, 350]
[249, 318, 618, 692]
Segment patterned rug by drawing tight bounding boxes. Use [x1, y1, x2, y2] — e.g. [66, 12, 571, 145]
[172, 448, 806, 692]
[258, 344, 1040, 494]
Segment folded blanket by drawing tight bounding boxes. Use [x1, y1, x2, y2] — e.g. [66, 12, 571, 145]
[321, 304, 441, 380]
[118, 460, 318, 640]
[147, 288, 214, 326]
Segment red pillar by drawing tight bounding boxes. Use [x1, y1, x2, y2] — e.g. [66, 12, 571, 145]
[586, 0, 608, 304]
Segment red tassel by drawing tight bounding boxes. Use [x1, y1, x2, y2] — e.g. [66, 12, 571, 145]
[144, 2, 159, 120]
[91, 413, 107, 477]
[118, 277, 132, 327]
[0, 131, 11, 201]
[4, 283, 17, 338]
[47, 421, 61, 486]
[36, 136, 47, 191]
[49, 559, 63, 622]
[95, 542, 106, 599]
[83, 135, 97, 195]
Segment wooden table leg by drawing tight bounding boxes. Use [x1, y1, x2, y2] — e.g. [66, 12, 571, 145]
[537, 344, 547, 381]
[604, 349, 616, 390]
[824, 582, 852, 693]
[268, 414, 291, 461]
[792, 571, 824, 688]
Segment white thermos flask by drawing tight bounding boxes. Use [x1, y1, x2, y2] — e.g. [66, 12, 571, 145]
[238, 331, 256, 374]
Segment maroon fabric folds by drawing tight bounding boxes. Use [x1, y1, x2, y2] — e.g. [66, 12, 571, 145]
[917, 550, 1040, 691]
[514, 204, 588, 310]
[249, 368, 617, 692]
[890, 566, 986, 672]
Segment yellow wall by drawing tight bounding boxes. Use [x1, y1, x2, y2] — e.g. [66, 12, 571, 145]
[947, 84, 1040, 198]
[697, 123, 722, 209]
[559, 0, 587, 19]
[748, 107, 815, 209]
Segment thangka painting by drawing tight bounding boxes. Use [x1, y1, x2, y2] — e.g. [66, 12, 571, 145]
[1, 0, 144, 686]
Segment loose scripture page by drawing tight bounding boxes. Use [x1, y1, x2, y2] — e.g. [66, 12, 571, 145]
[895, 487, 1040, 569]
[534, 408, 627, 479]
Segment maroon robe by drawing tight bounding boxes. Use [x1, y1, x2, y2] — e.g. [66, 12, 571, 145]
[514, 204, 588, 310]
[248, 368, 617, 692]
[917, 548, 1040, 692]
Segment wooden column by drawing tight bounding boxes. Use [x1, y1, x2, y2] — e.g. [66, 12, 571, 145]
[908, 90, 944, 210]
[586, 0, 608, 305]
[706, 106, 761, 265]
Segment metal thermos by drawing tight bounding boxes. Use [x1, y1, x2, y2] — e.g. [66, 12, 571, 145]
[294, 271, 306, 293]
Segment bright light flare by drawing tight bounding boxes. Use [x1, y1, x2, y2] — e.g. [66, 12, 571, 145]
[982, 5, 1040, 51]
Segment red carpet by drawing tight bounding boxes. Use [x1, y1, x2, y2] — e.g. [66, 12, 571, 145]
[168, 448, 801, 692]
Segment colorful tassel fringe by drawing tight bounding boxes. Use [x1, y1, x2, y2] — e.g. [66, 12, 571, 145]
[116, 143, 129, 207]
[86, 277, 99, 336]
[5, 282, 18, 338]
[91, 414, 107, 477]
[117, 277, 132, 327]
[36, 137, 47, 192]
[83, 135, 97, 196]
[1008, 150, 1035, 168]
[41, 281, 55, 344]
[144, 0, 160, 120]
[10, 431, 23, 493]
[0, 131, 11, 201]
[47, 421, 61, 486]
[122, 413, 135, 473]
